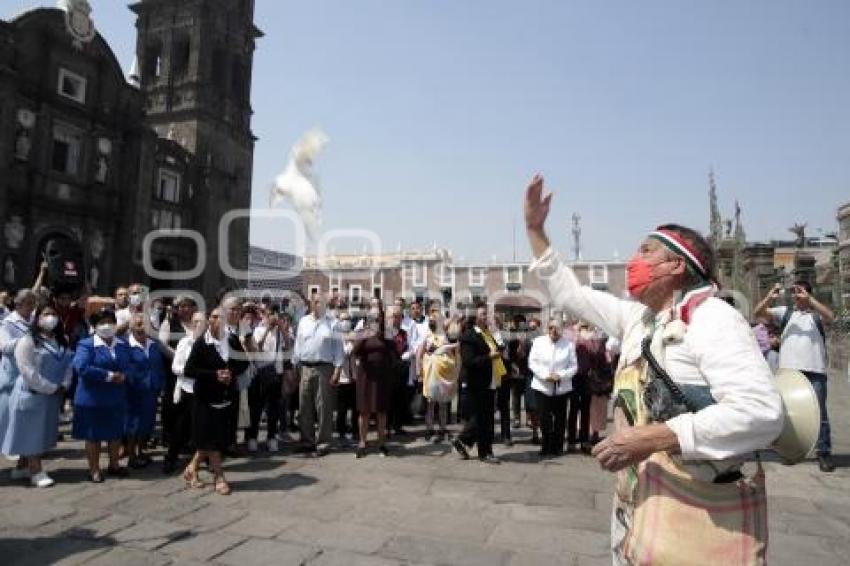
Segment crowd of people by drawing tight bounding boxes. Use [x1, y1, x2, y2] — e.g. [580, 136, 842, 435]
[0, 273, 622, 493]
[0, 174, 841, 563]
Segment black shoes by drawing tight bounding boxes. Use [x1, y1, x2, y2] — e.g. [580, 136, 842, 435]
[355, 446, 367, 459]
[480, 454, 501, 465]
[818, 455, 836, 473]
[378, 445, 389, 458]
[452, 439, 470, 460]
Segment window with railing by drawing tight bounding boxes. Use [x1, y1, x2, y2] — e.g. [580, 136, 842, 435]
[589, 264, 608, 285]
[469, 266, 487, 287]
[403, 262, 427, 287]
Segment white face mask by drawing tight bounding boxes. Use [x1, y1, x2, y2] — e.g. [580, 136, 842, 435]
[96, 324, 115, 340]
[338, 320, 352, 333]
[129, 293, 142, 307]
[39, 315, 59, 331]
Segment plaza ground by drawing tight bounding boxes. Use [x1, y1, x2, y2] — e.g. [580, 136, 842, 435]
[1, 372, 849, 566]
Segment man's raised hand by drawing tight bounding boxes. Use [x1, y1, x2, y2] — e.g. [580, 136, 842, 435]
[524, 174, 554, 258]
[524, 174, 553, 233]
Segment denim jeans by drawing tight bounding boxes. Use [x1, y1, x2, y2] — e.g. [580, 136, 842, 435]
[803, 371, 831, 456]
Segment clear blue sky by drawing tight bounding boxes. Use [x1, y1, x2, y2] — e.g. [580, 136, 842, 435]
[7, 1, 850, 261]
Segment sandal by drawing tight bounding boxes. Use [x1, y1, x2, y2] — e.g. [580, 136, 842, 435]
[214, 477, 231, 496]
[183, 467, 206, 489]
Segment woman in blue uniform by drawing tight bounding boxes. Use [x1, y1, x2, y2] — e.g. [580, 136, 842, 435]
[1, 304, 73, 487]
[72, 309, 131, 482]
[125, 313, 164, 468]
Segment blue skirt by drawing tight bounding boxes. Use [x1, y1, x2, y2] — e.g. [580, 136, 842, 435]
[2, 385, 62, 456]
[125, 390, 158, 437]
[73, 404, 125, 442]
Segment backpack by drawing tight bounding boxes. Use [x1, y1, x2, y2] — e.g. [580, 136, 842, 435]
[779, 307, 825, 343]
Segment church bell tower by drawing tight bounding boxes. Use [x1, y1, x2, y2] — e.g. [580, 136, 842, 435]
[130, 0, 262, 298]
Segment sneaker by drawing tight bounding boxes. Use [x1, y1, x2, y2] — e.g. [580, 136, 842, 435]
[355, 446, 367, 459]
[10, 468, 31, 481]
[424, 430, 434, 442]
[479, 454, 501, 465]
[247, 439, 259, 453]
[267, 438, 279, 452]
[31, 472, 55, 488]
[818, 455, 836, 473]
[378, 445, 389, 458]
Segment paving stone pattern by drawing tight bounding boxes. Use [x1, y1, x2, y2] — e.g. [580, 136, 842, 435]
[1, 371, 848, 565]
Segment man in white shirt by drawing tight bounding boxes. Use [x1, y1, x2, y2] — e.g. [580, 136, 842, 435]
[525, 175, 782, 563]
[115, 284, 144, 336]
[754, 280, 836, 472]
[246, 305, 290, 453]
[293, 296, 344, 455]
[408, 301, 429, 406]
[528, 319, 578, 458]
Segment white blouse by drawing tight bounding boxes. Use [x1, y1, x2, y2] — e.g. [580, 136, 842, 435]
[528, 335, 578, 396]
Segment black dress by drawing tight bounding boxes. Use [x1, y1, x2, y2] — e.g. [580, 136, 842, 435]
[183, 336, 249, 451]
[352, 335, 396, 415]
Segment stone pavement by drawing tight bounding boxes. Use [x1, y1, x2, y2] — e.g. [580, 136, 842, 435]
[1, 372, 849, 566]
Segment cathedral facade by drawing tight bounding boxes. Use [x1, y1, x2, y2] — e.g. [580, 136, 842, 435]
[0, 1, 259, 301]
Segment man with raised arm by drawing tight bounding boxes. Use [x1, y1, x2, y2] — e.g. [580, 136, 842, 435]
[524, 175, 783, 565]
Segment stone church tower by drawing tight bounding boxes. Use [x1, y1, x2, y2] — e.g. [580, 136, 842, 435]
[130, 0, 262, 298]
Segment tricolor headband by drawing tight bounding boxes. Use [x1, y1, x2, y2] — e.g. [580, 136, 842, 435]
[649, 229, 709, 280]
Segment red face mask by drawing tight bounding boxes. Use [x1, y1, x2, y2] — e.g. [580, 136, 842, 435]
[627, 255, 672, 298]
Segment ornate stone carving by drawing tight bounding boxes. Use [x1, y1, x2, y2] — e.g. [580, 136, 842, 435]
[4, 216, 25, 249]
[57, 0, 96, 47]
[90, 230, 105, 260]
